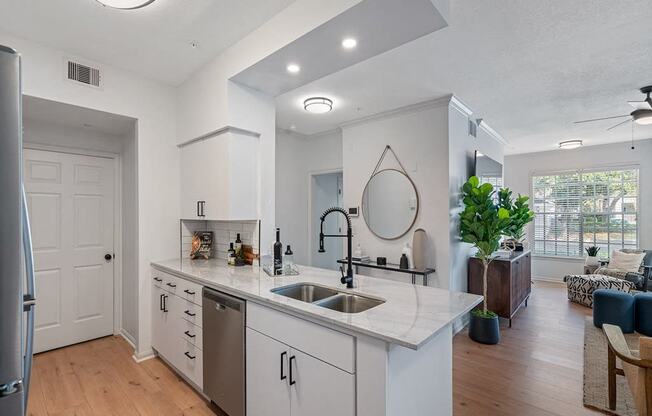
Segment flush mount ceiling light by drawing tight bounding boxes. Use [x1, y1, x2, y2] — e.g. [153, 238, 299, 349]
[304, 97, 333, 114]
[558, 139, 583, 150]
[286, 64, 300, 74]
[632, 109, 652, 125]
[95, 0, 155, 9]
[342, 38, 357, 49]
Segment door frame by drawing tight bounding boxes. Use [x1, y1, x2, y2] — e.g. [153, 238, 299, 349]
[307, 168, 344, 267]
[23, 142, 124, 338]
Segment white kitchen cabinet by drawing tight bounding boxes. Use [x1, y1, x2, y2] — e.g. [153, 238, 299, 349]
[246, 313, 355, 416]
[179, 128, 259, 221]
[151, 271, 203, 390]
[290, 348, 355, 416]
[246, 328, 291, 416]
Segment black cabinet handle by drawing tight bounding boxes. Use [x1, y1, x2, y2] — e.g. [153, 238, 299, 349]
[184, 330, 196, 338]
[289, 355, 296, 386]
[162, 295, 168, 313]
[184, 310, 196, 317]
[184, 289, 195, 295]
[159, 294, 164, 311]
[196, 201, 200, 217]
[166, 282, 177, 288]
[280, 351, 287, 381]
[184, 351, 196, 360]
[154, 277, 162, 282]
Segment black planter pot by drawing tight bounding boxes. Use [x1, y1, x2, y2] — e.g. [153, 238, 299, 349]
[469, 312, 500, 345]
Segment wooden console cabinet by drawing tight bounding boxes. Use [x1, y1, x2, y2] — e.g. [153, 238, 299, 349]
[468, 250, 531, 327]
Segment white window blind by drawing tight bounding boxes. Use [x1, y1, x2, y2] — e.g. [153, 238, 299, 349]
[532, 167, 638, 258]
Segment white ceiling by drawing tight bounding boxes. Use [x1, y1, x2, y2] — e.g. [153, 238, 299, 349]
[275, 0, 652, 154]
[23, 95, 136, 137]
[232, 0, 447, 96]
[0, 0, 294, 85]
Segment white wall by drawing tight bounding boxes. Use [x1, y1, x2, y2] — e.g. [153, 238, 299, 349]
[342, 100, 450, 287]
[2, 32, 180, 357]
[448, 100, 505, 293]
[504, 139, 652, 281]
[275, 129, 343, 265]
[311, 172, 344, 270]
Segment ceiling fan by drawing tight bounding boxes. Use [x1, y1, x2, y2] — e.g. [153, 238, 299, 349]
[574, 85, 652, 130]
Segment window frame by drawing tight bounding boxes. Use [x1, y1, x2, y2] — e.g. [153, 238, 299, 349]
[529, 164, 640, 259]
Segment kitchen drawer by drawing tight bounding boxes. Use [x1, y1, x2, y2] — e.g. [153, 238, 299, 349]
[179, 298, 202, 327]
[178, 279, 202, 306]
[179, 318, 202, 349]
[176, 338, 203, 389]
[152, 270, 164, 288]
[161, 273, 179, 295]
[247, 302, 354, 373]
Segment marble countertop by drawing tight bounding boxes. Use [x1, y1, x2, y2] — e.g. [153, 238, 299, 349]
[151, 258, 483, 350]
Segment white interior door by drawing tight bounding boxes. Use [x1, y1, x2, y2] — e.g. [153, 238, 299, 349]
[24, 148, 115, 353]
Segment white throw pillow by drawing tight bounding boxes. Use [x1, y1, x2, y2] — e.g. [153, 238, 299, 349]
[609, 250, 645, 272]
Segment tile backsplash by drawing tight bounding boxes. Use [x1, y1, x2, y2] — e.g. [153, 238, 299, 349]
[180, 219, 260, 261]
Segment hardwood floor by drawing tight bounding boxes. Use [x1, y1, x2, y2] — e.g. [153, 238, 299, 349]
[454, 281, 599, 416]
[27, 335, 214, 416]
[28, 281, 598, 415]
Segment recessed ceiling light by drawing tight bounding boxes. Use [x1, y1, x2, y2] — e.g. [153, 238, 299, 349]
[632, 109, 652, 125]
[342, 38, 357, 49]
[304, 97, 333, 114]
[95, 0, 155, 9]
[286, 64, 301, 74]
[558, 139, 583, 149]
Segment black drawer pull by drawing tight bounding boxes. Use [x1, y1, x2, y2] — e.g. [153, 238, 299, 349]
[154, 277, 162, 282]
[166, 282, 177, 288]
[184, 310, 196, 317]
[184, 351, 195, 360]
[159, 294, 164, 311]
[184, 330, 196, 338]
[162, 295, 168, 313]
[184, 289, 195, 295]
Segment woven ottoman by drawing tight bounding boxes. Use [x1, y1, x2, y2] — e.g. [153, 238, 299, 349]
[563, 274, 635, 308]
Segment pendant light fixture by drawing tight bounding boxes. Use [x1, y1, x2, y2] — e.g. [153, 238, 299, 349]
[95, 0, 155, 9]
[303, 97, 333, 114]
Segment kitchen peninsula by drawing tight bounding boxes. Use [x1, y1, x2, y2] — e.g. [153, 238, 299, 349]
[151, 258, 482, 416]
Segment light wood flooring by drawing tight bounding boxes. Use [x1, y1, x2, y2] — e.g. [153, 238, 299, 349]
[28, 281, 598, 416]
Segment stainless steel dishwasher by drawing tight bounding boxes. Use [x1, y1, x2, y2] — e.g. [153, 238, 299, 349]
[202, 287, 246, 416]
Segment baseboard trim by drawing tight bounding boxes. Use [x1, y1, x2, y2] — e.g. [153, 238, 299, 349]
[119, 329, 136, 350]
[132, 349, 156, 363]
[532, 276, 565, 285]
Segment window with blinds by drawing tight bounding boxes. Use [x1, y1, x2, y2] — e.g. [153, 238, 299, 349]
[532, 168, 638, 258]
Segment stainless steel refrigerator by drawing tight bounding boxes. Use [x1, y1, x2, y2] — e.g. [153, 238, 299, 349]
[0, 45, 36, 416]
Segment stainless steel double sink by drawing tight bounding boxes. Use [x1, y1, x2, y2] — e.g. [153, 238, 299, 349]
[270, 283, 385, 313]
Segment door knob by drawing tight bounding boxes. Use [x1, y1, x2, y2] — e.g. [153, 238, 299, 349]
[105, 253, 113, 261]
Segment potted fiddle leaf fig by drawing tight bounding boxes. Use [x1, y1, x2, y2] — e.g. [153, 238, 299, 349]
[460, 176, 511, 345]
[498, 188, 535, 251]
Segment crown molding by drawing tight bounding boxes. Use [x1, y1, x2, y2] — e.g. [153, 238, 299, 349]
[178, 125, 260, 148]
[449, 95, 508, 145]
[339, 95, 453, 130]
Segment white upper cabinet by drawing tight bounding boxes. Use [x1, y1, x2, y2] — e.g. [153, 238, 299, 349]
[179, 127, 259, 221]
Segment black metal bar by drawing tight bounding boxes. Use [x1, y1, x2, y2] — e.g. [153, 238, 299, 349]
[321, 234, 348, 238]
[162, 295, 168, 312]
[289, 355, 296, 385]
[184, 310, 196, 317]
[184, 289, 195, 295]
[184, 330, 196, 338]
[280, 351, 287, 381]
[159, 294, 164, 311]
[184, 351, 196, 360]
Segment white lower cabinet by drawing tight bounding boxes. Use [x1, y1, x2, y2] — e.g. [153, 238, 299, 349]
[246, 328, 291, 416]
[151, 271, 203, 390]
[246, 320, 355, 416]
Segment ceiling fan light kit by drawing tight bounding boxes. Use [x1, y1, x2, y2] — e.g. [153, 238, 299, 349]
[573, 85, 652, 129]
[558, 139, 583, 150]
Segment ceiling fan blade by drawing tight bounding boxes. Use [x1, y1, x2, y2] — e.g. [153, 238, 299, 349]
[606, 118, 632, 131]
[573, 114, 631, 124]
[628, 99, 652, 110]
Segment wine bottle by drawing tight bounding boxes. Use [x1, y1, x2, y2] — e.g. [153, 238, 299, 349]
[235, 233, 242, 257]
[273, 228, 283, 275]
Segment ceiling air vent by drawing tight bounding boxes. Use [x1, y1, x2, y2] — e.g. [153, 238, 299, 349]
[66, 60, 101, 88]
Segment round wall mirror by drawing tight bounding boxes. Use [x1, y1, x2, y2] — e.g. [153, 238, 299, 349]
[361, 169, 419, 240]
